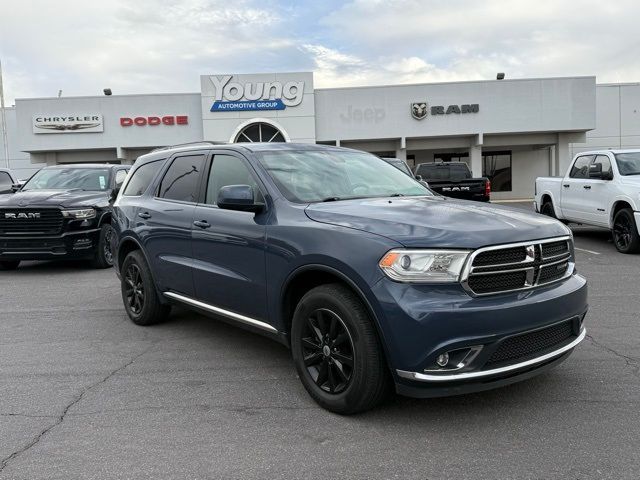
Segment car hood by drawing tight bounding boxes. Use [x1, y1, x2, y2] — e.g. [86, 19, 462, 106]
[305, 196, 570, 249]
[0, 189, 110, 208]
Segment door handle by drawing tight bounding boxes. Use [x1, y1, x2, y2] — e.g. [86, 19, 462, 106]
[193, 220, 211, 229]
[583, 185, 591, 190]
[138, 212, 151, 219]
[563, 184, 570, 188]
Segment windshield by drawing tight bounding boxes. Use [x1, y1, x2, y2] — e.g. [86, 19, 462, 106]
[416, 163, 471, 181]
[22, 168, 111, 191]
[258, 150, 431, 203]
[615, 152, 640, 176]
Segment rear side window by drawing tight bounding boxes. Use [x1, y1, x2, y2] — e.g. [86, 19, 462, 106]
[569, 155, 594, 178]
[123, 161, 162, 196]
[158, 154, 206, 203]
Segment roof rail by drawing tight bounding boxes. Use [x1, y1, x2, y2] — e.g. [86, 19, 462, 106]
[151, 141, 227, 153]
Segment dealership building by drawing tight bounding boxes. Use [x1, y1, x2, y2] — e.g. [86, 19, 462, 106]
[1, 72, 639, 200]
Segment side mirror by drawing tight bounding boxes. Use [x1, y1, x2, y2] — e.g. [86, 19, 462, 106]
[415, 174, 423, 181]
[10, 183, 22, 193]
[588, 163, 612, 180]
[217, 185, 262, 212]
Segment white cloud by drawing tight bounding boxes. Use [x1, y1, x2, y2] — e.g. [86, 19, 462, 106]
[1, 0, 640, 103]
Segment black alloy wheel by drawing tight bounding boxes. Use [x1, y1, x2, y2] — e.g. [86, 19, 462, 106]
[124, 263, 145, 315]
[120, 250, 171, 325]
[612, 208, 640, 253]
[291, 283, 390, 414]
[301, 308, 355, 394]
[541, 201, 556, 218]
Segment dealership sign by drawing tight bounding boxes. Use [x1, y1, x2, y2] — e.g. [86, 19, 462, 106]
[120, 115, 189, 126]
[209, 75, 304, 112]
[33, 114, 103, 133]
[410, 102, 479, 120]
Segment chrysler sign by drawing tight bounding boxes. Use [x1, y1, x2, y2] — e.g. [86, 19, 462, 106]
[33, 114, 103, 133]
[209, 75, 304, 112]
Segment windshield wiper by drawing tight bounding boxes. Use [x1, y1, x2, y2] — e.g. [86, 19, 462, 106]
[623, 171, 640, 176]
[321, 196, 343, 202]
[389, 193, 405, 197]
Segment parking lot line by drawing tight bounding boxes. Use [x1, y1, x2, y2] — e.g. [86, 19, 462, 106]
[574, 246, 601, 255]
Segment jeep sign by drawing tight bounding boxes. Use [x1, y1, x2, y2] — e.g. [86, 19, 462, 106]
[209, 75, 305, 112]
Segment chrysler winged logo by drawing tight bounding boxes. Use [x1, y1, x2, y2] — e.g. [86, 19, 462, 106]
[4, 212, 41, 219]
[34, 123, 100, 131]
[411, 102, 428, 120]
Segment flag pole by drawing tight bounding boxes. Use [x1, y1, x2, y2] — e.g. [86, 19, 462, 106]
[0, 59, 10, 168]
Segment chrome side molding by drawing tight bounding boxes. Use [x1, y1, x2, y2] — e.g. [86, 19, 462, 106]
[163, 291, 278, 333]
[396, 327, 586, 382]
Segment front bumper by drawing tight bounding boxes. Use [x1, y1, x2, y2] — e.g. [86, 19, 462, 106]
[0, 228, 101, 260]
[370, 272, 588, 397]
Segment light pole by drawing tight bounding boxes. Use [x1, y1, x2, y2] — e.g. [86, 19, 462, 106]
[0, 59, 9, 169]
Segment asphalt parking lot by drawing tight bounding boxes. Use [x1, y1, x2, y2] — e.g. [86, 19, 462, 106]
[1, 204, 639, 480]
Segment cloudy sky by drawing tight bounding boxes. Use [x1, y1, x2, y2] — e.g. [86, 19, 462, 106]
[1, 0, 639, 104]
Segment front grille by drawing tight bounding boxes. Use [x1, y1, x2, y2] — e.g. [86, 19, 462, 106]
[0, 208, 64, 236]
[484, 320, 576, 367]
[464, 238, 572, 295]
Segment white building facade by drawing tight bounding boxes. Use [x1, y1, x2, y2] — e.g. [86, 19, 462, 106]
[1, 73, 638, 199]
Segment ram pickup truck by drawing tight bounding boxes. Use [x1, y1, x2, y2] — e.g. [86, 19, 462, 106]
[0, 164, 129, 270]
[414, 161, 490, 202]
[113, 142, 587, 414]
[535, 149, 640, 253]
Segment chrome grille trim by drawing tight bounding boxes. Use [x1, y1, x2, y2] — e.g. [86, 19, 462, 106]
[461, 236, 573, 296]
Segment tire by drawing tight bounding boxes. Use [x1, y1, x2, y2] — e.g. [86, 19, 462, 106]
[612, 208, 640, 254]
[91, 223, 115, 269]
[120, 250, 171, 326]
[291, 283, 390, 414]
[0, 260, 20, 271]
[541, 201, 556, 218]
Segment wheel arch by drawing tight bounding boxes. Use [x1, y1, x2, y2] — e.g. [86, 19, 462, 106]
[280, 264, 390, 357]
[610, 198, 637, 227]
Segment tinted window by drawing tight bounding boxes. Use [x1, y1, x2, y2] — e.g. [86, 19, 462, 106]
[0, 172, 12, 189]
[205, 154, 262, 205]
[593, 155, 612, 178]
[416, 164, 471, 181]
[570, 156, 594, 179]
[158, 154, 205, 202]
[115, 170, 128, 187]
[123, 161, 162, 196]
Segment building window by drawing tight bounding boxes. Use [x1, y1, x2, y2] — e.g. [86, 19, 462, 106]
[235, 122, 285, 143]
[482, 151, 512, 192]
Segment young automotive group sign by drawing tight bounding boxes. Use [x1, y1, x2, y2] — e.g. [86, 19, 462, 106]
[208, 75, 305, 112]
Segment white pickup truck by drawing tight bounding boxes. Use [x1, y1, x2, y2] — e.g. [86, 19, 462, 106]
[535, 149, 640, 253]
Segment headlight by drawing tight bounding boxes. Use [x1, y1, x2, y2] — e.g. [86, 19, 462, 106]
[62, 208, 96, 219]
[379, 249, 470, 283]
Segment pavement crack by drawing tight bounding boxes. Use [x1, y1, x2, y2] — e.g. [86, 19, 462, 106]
[586, 334, 640, 378]
[0, 346, 153, 474]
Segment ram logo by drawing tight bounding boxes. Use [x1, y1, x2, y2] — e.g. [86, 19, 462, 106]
[411, 102, 428, 120]
[4, 212, 41, 219]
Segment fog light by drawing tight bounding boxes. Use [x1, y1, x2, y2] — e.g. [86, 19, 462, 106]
[436, 353, 449, 367]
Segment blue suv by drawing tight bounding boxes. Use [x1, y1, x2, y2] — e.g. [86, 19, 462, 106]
[112, 142, 588, 414]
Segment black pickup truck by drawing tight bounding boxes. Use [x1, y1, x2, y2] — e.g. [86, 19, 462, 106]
[0, 164, 129, 270]
[414, 162, 490, 202]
